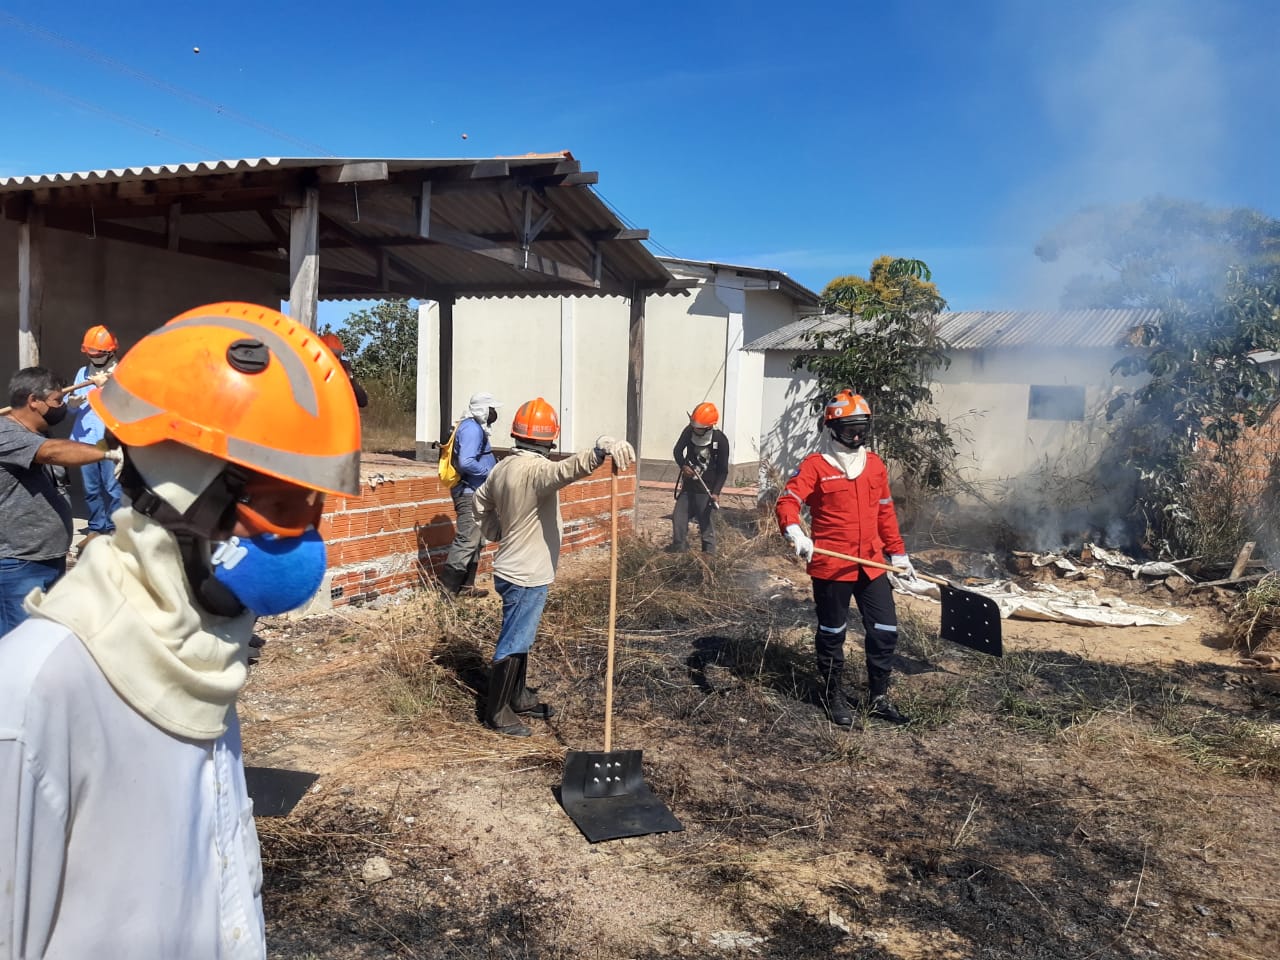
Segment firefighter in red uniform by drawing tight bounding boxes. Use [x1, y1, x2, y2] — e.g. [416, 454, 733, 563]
[775, 391, 916, 726]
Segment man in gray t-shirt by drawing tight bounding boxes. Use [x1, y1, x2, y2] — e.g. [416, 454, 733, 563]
[1, 367, 120, 633]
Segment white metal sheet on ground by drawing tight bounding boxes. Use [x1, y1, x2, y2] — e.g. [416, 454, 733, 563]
[892, 576, 1190, 627]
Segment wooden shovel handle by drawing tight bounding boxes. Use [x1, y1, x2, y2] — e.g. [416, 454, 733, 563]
[0, 377, 96, 417]
[811, 545, 950, 588]
[604, 464, 619, 752]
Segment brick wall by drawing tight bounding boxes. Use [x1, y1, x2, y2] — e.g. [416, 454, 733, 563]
[319, 463, 635, 607]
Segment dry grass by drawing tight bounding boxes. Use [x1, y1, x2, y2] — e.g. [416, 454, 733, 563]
[1224, 572, 1280, 653]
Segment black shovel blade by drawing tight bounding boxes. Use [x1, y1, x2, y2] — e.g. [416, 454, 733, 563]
[939, 584, 1003, 657]
[559, 749, 683, 843]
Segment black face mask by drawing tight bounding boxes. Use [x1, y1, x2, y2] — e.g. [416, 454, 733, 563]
[42, 402, 68, 427]
[487, 408, 498, 426]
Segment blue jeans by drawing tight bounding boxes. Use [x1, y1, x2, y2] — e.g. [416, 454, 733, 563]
[493, 577, 549, 661]
[81, 459, 122, 533]
[0, 557, 66, 635]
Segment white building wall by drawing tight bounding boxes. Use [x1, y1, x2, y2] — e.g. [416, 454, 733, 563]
[413, 277, 807, 472]
[641, 284, 729, 462]
[758, 344, 1143, 490]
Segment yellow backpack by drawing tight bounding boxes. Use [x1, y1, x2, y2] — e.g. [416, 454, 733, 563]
[438, 421, 462, 487]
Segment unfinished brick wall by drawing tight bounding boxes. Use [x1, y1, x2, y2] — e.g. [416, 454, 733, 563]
[318, 463, 635, 607]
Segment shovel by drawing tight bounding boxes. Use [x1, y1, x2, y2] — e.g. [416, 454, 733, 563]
[559, 463, 684, 843]
[812, 546, 1003, 657]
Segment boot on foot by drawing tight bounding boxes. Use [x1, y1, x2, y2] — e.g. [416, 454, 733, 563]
[868, 694, 909, 725]
[484, 657, 531, 736]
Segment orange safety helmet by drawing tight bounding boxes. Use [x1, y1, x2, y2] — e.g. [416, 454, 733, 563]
[81, 324, 119, 354]
[510, 397, 560, 443]
[320, 332, 344, 354]
[824, 390, 872, 421]
[690, 402, 719, 428]
[89, 302, 361, 496]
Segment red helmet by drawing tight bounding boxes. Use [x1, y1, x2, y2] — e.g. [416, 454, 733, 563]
[81, 325, 118, 354]
[320, 333, 344, 354]
[824, 390, 871, 421]
[690, 402, 719, 428]
[511, 397, 560, 442]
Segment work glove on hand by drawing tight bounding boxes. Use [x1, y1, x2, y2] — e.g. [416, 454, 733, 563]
[784, 524, 814, 562]
[890, 553, 917, 580]
[88, 372, 110, 388]
[102, 447, 124, 464]
[594, 436, 635, 472]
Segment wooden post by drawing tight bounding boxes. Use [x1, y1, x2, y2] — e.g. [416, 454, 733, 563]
[1229, 541, 1256, 580]
[17, 206, 44, 368]
[437, 295, 455, 442]
[626, 288, 645, 462]
[288, 187, 320, 330]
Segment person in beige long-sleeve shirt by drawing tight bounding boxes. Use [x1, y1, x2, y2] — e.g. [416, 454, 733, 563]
[473, 397, 634, 737]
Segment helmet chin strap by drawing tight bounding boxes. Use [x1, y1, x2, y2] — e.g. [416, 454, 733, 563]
[118, 450, 248, 617]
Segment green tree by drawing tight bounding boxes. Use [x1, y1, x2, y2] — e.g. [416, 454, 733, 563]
[1107, 266, 1280, 556]
[793, 257, 956, 492]
[1037, 198, 1280, 558]
[322, 299, 419, 412]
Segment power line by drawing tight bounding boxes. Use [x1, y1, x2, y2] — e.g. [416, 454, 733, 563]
[596, 188, 682, 259]
[0, 12, 334, 157]
[0, 66, 223, 159]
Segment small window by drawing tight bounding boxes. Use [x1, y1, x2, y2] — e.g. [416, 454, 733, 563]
[1028, 385, 1085, 421]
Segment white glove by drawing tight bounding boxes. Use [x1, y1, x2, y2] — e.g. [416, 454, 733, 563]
[88, 372, 110, 388]
[594, 436, 635, 471]
[890, 553, 916, 579]
[102, 447, 124, 464]
[785, 524, 814, 561]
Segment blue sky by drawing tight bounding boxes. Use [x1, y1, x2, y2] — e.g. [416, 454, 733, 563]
[2, 0, 1278, 320]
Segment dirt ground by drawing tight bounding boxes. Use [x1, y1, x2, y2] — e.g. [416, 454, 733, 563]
[242, 489, 1280, 960]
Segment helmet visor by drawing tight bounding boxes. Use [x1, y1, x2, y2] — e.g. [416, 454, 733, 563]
[831, 415, 871, 447]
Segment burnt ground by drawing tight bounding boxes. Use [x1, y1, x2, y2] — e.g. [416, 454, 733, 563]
[241, 489, 1280, 960]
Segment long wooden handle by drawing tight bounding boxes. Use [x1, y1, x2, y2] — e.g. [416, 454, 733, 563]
[811, 545, 950, 588]
[0, 378, 96, 417]
[603, 465, 619, 752]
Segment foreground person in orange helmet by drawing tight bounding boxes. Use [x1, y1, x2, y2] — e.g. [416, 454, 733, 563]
[670, 401, 730, 554]
[775, 391, 914, 727]
[474, 398, 634, 736]
[0, 303, 361, 958]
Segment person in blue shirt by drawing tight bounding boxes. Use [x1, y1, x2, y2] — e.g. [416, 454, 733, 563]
[439, 392, 500, 596]
[66, 325, 121, 546]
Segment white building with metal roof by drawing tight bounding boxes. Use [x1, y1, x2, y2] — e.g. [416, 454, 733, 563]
[745, 309, 1157, 493]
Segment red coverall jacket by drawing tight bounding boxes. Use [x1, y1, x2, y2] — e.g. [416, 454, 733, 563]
[776, 451, 906, 582]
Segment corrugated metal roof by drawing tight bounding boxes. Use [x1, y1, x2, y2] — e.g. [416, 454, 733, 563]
[0, 154, 675, 300]
[657, 257, 821, 306]
[0, 154, 572, 190]
[744, 309, 1160, 352]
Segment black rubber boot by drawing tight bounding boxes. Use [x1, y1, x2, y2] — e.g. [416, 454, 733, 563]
[437, 565, 465, 596]
[484, 657, 531, 736]
[510, 653, 556, 719]
[868, 695, 908, 725]
[815, 632, 852, 726]
[868, 669, 909, 725]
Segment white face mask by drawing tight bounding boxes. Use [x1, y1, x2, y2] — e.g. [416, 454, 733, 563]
[89, 353, 113, 368]
[690, 425, 713, 447]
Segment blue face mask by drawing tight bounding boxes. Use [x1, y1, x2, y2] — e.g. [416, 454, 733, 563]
[210, 528, 327, 616]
